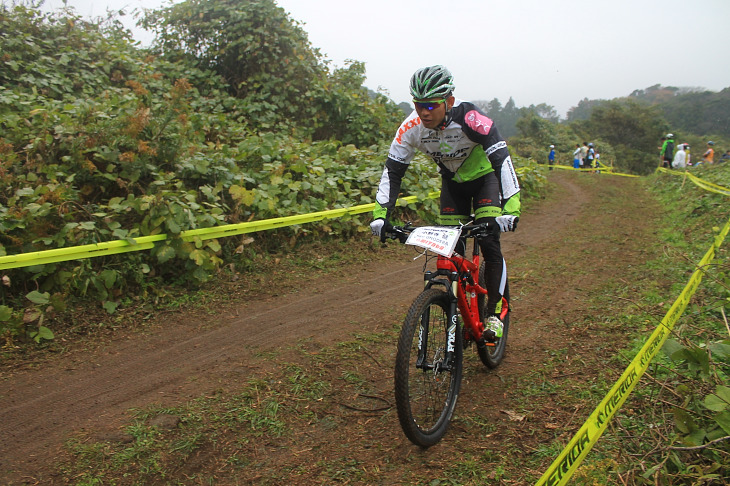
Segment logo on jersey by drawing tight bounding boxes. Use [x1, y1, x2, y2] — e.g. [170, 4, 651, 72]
[486, 141, 507, 156]
[395, 117, 422, 144]
[465, 110, 493, 135]
[501, 156, 520, 199]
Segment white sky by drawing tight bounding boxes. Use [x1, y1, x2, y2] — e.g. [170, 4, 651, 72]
[38, 0, 730, 117]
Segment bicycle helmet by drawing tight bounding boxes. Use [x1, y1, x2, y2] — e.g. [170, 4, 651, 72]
[708, 141, 715, 145]
[409, 65, 455, 100]
[666, 133, 674, 138]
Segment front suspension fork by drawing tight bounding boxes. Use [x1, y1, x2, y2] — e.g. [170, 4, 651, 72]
[416, 277, 460, 372]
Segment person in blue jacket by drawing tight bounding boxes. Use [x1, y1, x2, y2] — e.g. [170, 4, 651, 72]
[548, 145, 555, 170]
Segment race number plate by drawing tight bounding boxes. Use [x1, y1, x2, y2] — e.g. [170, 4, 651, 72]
[405, 226, 460, 257]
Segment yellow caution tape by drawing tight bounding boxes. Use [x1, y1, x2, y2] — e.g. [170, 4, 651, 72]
[0, 235, 165, 270]
[0, 192, 440, 270]
[544, 164, 639, 177]
[535, 213, 730, 486]
[657, 167, 730, 196]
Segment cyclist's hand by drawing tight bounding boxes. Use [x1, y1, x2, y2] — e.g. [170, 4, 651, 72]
[496, 215, 519, 232]
[370, 218, 386, 237]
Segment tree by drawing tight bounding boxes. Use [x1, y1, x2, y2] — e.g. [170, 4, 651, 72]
[474, 97, 520, 138]
[310, 60, 403, 146]
[524, 103, 559, 123]
[0, 3, 137, 99]
[566, 98, 606, 122]
[573, 84, 730, 139]
[141, 0, 401, 145]
[658, 88, 730, 137]
[516, 112, 556, 144]
[398, 101, 412, 116]
[578, 99, 667, 174]
[629, 84, 679, 104]
[142, 0, 325, 130]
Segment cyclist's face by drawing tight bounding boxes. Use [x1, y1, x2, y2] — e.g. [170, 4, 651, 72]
[414, 96, 453, 129]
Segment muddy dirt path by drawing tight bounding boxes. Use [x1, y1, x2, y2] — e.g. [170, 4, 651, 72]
[0, 171, 617, 484]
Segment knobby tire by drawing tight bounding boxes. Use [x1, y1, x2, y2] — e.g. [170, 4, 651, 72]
[394, 288, 463, 447]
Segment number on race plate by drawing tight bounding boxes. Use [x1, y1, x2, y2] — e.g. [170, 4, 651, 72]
[405, 227, 461, 257]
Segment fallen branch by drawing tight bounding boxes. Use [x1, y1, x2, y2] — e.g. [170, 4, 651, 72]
[669, 435, 730, 451]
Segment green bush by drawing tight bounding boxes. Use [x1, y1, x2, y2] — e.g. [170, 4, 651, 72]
[0, 2, 546, 345]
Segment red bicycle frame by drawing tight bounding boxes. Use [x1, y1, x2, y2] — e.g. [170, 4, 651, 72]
[436, 253, 509, 346]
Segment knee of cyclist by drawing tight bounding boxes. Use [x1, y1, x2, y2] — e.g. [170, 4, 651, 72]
[475, 218, 500, 238]
[478, 244, 503, 266]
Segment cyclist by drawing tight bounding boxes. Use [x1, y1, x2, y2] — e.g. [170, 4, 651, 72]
[369, 65, 521, 334]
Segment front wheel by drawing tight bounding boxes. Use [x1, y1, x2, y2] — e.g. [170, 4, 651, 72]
[477, 261, 510, 369]
[394, 288, 463, 447]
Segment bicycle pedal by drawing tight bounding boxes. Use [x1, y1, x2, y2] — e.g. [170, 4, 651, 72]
[476, 340, 496, 349]
[482, 328, 497, 343]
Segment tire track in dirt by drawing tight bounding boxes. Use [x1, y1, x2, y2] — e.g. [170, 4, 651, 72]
[0, 173, 588, 483]
[453, 172, 652, 464]
[0, 248, 429, 481]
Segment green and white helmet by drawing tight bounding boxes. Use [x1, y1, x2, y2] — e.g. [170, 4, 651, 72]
[409, 65, 455, 100]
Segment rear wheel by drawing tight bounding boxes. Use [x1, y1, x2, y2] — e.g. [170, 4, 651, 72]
[477, 261, 509, 368]
[394, 288, 463, 447]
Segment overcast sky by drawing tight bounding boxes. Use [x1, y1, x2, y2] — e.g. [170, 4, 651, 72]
[39, 0, 730, 117]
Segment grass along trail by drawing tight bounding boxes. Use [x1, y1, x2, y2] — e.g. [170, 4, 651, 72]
[0, 171, 677, 484]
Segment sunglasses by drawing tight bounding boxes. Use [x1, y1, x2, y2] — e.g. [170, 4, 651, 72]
[413, 99, 446, 111]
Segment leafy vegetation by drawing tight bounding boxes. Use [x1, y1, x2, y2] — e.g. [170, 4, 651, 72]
[479, 81, 730, 177]
[510, 97, 730, 176]
[550, 165, 729, 485]
[630, 84, 730, 138]
[0, 2, 546, 346]
[0, 2, 397, 344]
[573, 163, 730, 484]
[139, 0, 404, 145]
[565, 84, 730, 141]
[3, 3, 727, 480]
[49, 167, 730, 485]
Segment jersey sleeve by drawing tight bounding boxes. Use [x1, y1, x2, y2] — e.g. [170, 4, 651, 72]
[373, 158, 409, 219]
[373, 113, 420, 220]
[459, 104, 521, 216]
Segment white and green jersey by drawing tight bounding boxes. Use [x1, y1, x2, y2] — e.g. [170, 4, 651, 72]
[373, 99, 520, 220]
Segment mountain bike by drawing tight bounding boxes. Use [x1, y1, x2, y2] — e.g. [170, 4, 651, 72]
[382, 222, 510, 447]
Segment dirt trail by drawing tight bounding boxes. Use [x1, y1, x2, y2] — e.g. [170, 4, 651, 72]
[0, 172, 601, 483]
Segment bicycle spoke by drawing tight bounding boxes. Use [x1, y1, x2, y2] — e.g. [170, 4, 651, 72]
[395, 289, 462, 447]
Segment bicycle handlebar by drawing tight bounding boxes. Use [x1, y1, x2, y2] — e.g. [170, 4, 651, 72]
[381, 221, 497, 244]
[380, 221, 411, 243]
